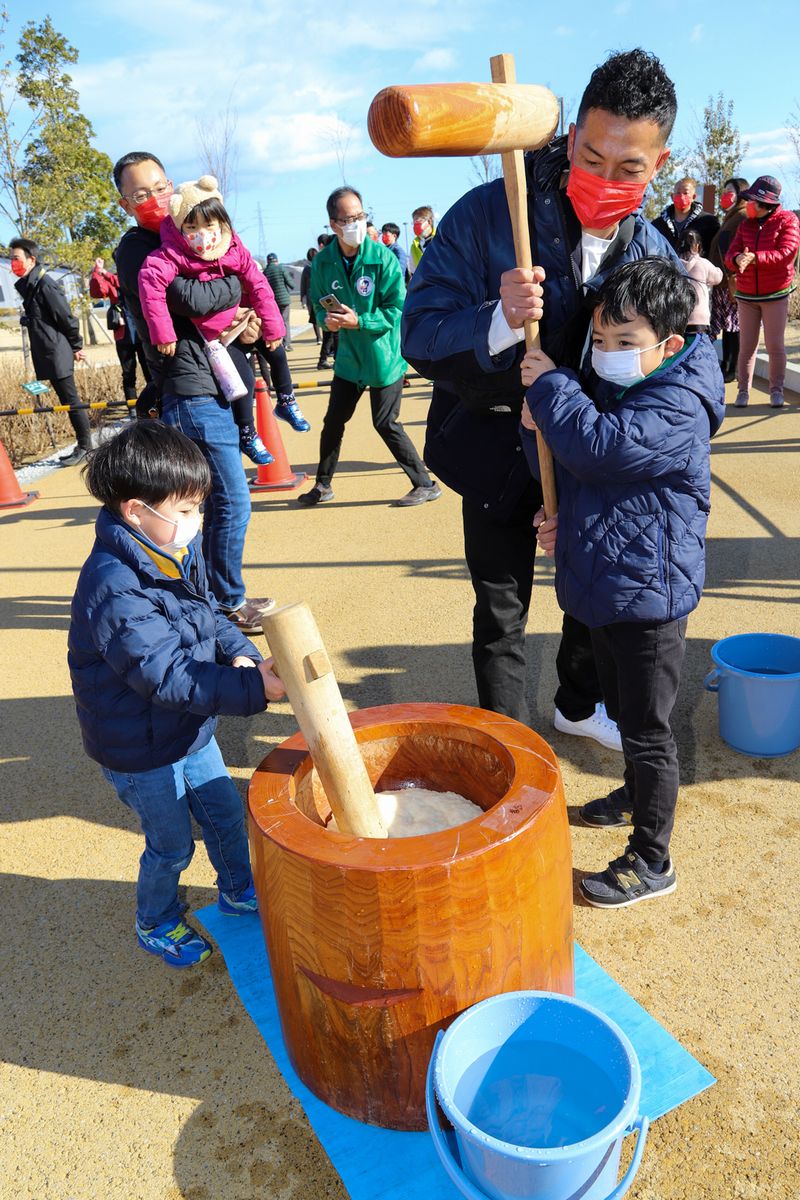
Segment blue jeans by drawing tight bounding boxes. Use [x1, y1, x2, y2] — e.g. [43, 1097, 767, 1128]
[102, 737, 252, 929]
[160, 393, 251, 610]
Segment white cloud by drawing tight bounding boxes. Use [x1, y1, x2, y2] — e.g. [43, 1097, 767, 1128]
[689, 24, 703, 43]
[249, 113, 367, 174]
[412, 49, 456, 74]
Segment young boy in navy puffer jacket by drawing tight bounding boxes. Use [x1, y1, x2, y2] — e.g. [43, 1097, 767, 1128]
[520, 257, 725, 909]
[68, 422, 285, 966]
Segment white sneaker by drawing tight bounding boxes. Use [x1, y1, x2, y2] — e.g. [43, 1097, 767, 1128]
[553, 703, 623, 752]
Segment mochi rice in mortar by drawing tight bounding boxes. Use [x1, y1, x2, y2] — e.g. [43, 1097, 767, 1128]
[328, 787, 482, 836]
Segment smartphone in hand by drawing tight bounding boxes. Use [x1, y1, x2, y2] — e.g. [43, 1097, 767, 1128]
[319, 293, 346, 313]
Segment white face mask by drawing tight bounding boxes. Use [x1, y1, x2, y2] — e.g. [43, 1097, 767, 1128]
[338, 218, 367, 248]
[184, 227, 220, 256]
[591, 337, 670, 387]
[139, 501, 202, 553]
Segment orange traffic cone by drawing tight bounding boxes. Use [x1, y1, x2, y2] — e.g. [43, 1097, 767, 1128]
[0, 438, 38, 508]
[249, 378, 307, 492]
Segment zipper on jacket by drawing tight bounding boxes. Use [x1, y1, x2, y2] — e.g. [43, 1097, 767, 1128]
[754, 222, 761, 296]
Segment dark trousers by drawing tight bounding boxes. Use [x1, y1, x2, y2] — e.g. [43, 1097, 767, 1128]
[319, 329, 337, 364]
[306, 303, 321, 343]
[116, 337, 150, 401]
[590, 618, 687, 864]
[462, 491, 601, 725]
[50, 374, 92, 448]
[316, 375, 432, 488]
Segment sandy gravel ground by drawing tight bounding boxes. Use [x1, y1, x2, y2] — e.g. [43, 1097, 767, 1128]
[1, 329, 798, 1200]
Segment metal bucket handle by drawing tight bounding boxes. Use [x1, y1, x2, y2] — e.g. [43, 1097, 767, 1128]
[425, 1031, 650, 1200]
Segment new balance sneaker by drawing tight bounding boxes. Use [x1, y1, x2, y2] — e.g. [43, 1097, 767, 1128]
[240, 433, 274, 465]
[297, 483, 334, 506]
[554, 703, 622, 752]
[580, 789, 633, 828]
[218, 881, 259, 915]
[224, 596, 277, 634]
[394, 482, 442, 507]
[734, 391, 749, 407]
[580, 849, 676, 909]
[770, 389, 785, 408]
[136, 918, 213, 967]
[275, 396, 311, 432]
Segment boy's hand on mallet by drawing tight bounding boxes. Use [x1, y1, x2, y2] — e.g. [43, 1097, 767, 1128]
[500, 265, 545, 329]
[258, 657, 286, 702]
[521, 347, 556, 388]
[533, 506, 558, 556]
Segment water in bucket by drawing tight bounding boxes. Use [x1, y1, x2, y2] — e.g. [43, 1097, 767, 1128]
[456, 1040, 622, 1150]
[427, 991, 648, 1200]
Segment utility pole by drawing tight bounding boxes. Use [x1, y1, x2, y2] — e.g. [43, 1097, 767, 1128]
[256, 202, 268, 262]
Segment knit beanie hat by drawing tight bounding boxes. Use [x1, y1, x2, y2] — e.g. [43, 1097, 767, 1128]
[169, 175, 223, 229]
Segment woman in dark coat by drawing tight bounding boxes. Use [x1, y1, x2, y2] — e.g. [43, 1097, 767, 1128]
[709, 178, 749, 382]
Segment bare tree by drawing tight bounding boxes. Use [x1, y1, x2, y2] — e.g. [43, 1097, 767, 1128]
[469, 154, 502, 186]
[195, 99, 239, 200]
[324, 117, 351, 182]
[787, 103, 800, 184]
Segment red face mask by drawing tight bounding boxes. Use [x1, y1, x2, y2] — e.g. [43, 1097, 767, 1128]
[381, 232, 392, 245]
[413, 219, 428, 238]
[566, 163, 649, 230]
[745, 200, 760, 220]
[133, 191, 173, 232]
[720, 191, 736, 212]
[673, 193, 693, 212]
[10, 258, 28, 277]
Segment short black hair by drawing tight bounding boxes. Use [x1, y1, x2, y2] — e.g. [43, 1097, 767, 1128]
[9, 236, 40, 261]
[678, 229, 704, 257]
[183, 197, 233, 231]
[326, 186, 362, 221]
[306, 247, 317, 259]
[317, 233, 334, 247]
[381, 222, 400, 237]
[84, 421, 211, 512]
[112, 151, 166, 194]
[577, 49, 677, 140]
[593, 257, 695, 341]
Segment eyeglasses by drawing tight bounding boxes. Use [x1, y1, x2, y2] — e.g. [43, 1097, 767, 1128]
[333, 211, 367, 224]
[125, 181, 173, 205]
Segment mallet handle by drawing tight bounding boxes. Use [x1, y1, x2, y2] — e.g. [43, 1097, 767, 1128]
[261, 602, 387, 838]
[490, 53, 558, 519]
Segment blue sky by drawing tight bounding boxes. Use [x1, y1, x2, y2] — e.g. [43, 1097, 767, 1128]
[4, 0, 800, 261]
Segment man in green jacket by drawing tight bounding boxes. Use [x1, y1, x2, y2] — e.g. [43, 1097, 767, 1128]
[300, 186, 440, 508]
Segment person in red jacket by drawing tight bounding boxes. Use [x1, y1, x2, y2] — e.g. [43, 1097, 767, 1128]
[89, 257, 150, 403]
[724, 176, 800, 408]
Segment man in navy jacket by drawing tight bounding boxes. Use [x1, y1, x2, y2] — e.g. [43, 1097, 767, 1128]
[402, 49, 680, 743]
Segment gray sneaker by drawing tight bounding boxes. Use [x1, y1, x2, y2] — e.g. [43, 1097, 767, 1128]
[297, 483, 334, 506]
[59, 446, 88, 467]
[580, 848, 676, 909]
[770, 390, 785, 408]
[734, 391, 749, 407]
[394, 482, 442, 507]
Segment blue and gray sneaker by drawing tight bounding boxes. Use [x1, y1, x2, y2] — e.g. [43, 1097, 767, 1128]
[135, 918, 213, 968]
[240, 432, 274, 465]
[275, 395, 311, 432]
[218, 880, 259, 915]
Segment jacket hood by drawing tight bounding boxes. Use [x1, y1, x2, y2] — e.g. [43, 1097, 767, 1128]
[597, 333, 725, 436]
[94, 505, 200, 581]
[525, 134, 570, 193]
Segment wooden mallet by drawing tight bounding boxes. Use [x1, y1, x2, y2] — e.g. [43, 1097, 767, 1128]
[368, 55, 559, 517]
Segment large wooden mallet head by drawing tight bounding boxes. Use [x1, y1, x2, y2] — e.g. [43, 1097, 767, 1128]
[368, 81, 559, 158]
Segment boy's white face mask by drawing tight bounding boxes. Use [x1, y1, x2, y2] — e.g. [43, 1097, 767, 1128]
[139, 500, 201, 553]
[591, 338, 669, 387]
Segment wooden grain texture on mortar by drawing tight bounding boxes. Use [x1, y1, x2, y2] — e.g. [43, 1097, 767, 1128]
[248, 703, 574, 1130]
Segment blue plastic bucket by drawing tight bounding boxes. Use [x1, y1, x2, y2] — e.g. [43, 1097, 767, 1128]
[426, 991, 648, 1200]
[704, 633, 800, 757]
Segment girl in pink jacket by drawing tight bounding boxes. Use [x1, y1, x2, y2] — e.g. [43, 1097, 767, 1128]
[679, 229, 723, 333]
[139, 176, 285, 463]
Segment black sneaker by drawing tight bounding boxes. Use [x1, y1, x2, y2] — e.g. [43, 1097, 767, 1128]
[580, 848, 676, 909]
[580, 790, 632, 828]
[297, 483, 334, 506]
[59, 446, 88, 467]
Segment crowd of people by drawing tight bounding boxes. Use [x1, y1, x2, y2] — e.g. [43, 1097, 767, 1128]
[10, 44, 793, 965]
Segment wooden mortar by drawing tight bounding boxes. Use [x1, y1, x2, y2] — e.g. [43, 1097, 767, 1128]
[248, 702, 573, 1130]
